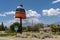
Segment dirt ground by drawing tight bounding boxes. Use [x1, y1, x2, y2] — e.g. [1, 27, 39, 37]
[0, 37, 60, 40]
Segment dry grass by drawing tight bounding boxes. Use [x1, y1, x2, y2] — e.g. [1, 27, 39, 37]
[16, 32, 53, 39]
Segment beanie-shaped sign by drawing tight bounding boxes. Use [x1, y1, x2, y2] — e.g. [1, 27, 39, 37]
[15, 5, 26, 19]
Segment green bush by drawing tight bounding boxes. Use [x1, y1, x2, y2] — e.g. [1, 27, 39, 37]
[0, 29, 16, 37]
[0, 33, 16, 37]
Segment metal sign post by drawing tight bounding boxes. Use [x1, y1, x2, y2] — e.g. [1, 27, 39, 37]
[19, 18, 22, 34]
[14, 26, 18, 36]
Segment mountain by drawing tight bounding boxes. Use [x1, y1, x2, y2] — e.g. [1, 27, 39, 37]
[53, 22, 60, 25]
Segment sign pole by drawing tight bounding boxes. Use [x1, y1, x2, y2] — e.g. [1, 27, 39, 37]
[14, 26, 18, 37]
[20, 18, 22, 34]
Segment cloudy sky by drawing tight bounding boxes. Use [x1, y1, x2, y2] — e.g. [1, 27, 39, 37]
[0, 0, 60, 26]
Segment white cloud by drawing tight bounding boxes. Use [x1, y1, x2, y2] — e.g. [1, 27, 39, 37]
[52, 0, 60, 4]
[3, 10, 41, 26]
[0, 14, 6, 16]
[5, 11, 15, 15]
[27, 18, 40, 24]
[5, 18, 41, 26]
[26, 10, 41, 18]
[4, 18, 19, 26]
[0, 11, 15, 17]
[42, 8, 60, 16]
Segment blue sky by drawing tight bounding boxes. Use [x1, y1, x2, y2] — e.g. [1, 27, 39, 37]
[0, 0, 60, 26]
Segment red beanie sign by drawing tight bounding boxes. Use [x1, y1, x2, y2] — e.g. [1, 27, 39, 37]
[15, 4, 26, 19]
